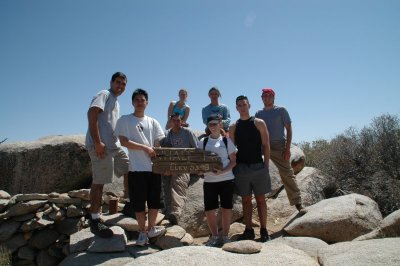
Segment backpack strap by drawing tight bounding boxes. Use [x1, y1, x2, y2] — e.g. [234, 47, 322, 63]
[202, 136, 209, 150]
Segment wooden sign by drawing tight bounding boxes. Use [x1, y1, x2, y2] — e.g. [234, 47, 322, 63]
[152, 148, 222, 174]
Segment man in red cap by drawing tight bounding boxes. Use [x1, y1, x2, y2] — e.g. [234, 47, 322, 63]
[255, 88, 306, 214]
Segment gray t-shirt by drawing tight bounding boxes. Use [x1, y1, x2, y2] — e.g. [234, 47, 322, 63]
[255, 105, 291, 142]
[161, 127, 199, 148]
[85, 89, 121, 149]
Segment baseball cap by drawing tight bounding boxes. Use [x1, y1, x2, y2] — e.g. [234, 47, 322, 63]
[207, 114, 222, 124]
[262, 88, 275, 96]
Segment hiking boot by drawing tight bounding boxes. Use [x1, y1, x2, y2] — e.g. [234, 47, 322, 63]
[89, 218, 113, 238]
[205, 235, 220, 247]
[136, 231, 149, 246]
[237, 228, 255, 241]
[148, 226, 166, 238]
[260, 228, 270, 242]
[295, 204, 307, 215]
[221, 235, 231, 245]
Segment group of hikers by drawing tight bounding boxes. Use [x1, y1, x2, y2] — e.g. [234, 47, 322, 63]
[85, 72, 306, 247]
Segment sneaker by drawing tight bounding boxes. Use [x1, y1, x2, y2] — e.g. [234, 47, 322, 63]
[295, 204, 307, 215]
[260, 228, 270, 242]
[148, 226, 166, 238]
[89, 218, 113, 238]
[237, 228, 255, 241]
[205, 235, 220, 247]
[136, 231, 149, 246]
[221, 235, 231, 245]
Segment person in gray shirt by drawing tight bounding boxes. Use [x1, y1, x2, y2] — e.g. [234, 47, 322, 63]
[160, 112, 199, 224]
[85, 72, 129, 238]
[255, 88, 306, 214]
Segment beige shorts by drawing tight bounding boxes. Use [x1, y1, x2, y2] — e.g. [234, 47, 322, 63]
[88, 147, 129, 184]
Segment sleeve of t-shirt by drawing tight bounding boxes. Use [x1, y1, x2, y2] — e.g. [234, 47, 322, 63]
[281, 107, 292, 124]
[114, 116, 126, 138]
[89, 90, 109, 111]
[222, 105, 231, 129]
[152, 119, 165, 143]
[227, 138, 237, 155]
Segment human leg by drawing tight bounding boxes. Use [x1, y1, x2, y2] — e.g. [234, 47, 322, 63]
[270, 143, 302, 206]
[255, 195, 267, 230]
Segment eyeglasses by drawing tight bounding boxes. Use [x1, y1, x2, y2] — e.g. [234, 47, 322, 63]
[208, 122, 219, 127]
[172, 119, 181, 122]
[236, 95, 248, 101]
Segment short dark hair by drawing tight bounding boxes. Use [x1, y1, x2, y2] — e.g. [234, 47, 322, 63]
[236, 95, 249, 104]
[111, 72, 127, 83]
[209, 87, 221, 97]
[132, 88, 148, 101]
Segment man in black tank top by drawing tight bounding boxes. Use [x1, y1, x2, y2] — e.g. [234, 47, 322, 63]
[229, 95, 271, 242]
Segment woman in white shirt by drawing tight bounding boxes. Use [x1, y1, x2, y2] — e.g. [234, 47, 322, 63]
[199, 114, 237, 247]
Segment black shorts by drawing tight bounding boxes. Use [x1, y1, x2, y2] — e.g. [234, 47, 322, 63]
[128, 171, 162, 212]
[203, 180, 235, 211]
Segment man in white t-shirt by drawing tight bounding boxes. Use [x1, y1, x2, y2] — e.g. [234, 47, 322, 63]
[115, 88, 166, 246]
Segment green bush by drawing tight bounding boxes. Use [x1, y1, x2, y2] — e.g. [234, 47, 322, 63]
[299, 114, 400, 216]
[0, 245, 11, 266]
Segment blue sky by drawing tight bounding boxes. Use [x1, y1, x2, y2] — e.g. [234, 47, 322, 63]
[1, 0, 399, 144]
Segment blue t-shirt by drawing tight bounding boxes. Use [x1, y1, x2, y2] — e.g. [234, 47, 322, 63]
[201, 104, 231, 131]
[255, 105, 291, 142]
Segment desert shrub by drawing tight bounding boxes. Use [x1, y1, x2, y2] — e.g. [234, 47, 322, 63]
[0, 245, 11, 266]
[299, 113, 400, 216]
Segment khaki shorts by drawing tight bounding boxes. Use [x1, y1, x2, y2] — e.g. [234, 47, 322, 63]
[88, 147, 129, 184]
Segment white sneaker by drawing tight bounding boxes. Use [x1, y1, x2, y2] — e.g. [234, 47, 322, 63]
[205, 235, 220, 247]
[136, 231, 149, 246]
[148, 226, 166, 238]
[221, 235, 231, 245]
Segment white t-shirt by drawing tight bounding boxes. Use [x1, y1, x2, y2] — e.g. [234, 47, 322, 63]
[199, 136, 237, 183]
[115, 114, 164, 172]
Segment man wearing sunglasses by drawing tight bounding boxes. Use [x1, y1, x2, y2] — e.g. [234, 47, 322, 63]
[230, 95, 271, 242]
[255, 88, 306, 214]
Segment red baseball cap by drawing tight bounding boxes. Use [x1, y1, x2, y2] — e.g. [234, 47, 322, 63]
[262, 88, 275, 96]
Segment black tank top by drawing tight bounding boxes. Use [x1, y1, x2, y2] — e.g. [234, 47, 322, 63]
[235, 116, 263, 164]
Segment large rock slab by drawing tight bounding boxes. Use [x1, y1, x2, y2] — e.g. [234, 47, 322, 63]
[88, 226, 127, 252]
[69, 226, 127, 253]
[59, 251, 134, 266]
[318, 238, 400, 266]
[284, 193, 382, 243]
[354, 209, 400, 241]
[269, 237, 328, 260]
[0, 135, 92, 194]
[127, 244, 319, 265]
[266, 167, 336, 234]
